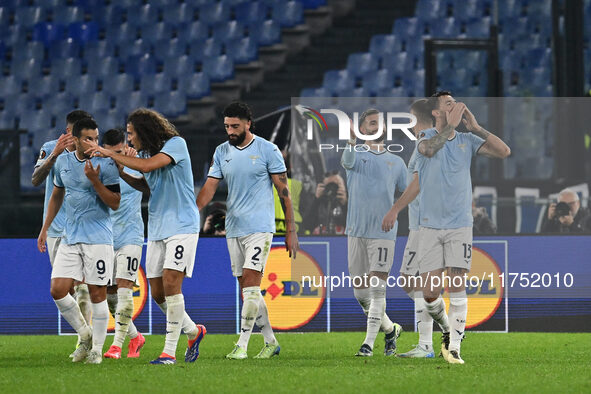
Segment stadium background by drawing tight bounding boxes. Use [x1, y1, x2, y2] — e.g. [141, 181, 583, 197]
[0, 0, 590, 335]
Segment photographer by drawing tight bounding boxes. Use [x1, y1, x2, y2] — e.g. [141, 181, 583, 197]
[201, 203, 227, 236]
[310, 170, 347, 235]
[542, 188, 591, 233]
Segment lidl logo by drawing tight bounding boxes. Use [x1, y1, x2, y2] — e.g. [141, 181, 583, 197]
[107, 266, 148, 331]
[442, 246, 503, 329]
[261, 247, 325, 330]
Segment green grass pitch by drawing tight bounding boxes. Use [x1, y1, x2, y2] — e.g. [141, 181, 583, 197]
[1, 332, 589, 393]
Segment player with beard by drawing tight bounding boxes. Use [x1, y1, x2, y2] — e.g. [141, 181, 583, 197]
[341, 109, 407, 356]
[197, 101, 299, 359]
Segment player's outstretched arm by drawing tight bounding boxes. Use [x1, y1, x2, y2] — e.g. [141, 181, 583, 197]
[31, 134, 75, 186]
[271, 172, 299, 258]
[120, 169, 150, 194]
[382, 173, 420, 232]
[85, 141, 172, 173]
[84, 161, 121, 210]
[37, 186, 65, 252]
[418, 102, 466, 158]
[462, 107, 511, 158]
[196, 177, 220, 211]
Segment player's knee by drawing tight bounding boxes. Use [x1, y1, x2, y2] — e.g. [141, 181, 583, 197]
[424, 296, 438, 303]
[50, 286, 69, 300]
[88, 286, 107, 303]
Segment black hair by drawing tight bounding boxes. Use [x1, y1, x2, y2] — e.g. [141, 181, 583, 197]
[66, 110, 92, 126]
[72, 117, 98, 138]
[410, 98, 433, 125]
[102, 128, 125, 146]
[359, 108, 380, 128]
[427, 90, 452, 123]
[223, 101, 254, 130]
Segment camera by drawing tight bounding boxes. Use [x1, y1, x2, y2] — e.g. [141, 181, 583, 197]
[323, 182, 339, 200]
[210, 210, 226, 232]
[554, 202, 571, 218]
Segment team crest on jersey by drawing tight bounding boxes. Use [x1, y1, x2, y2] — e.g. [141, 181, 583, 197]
[458, 143, 466, 151]
[249, 155, 260, 164]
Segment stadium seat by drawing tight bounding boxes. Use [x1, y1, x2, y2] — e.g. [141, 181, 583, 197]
[392, 17, 421, 38]
[116, 91, 149, 113]
[48, 38, 81, 59]
[105, 23, 138, 46]
[235, 1, 270, 24]
[140, 73, 172, 96]
[91, 5, 125, 27]
[0, 76, 23, 98]
[117, 39, 151, 62]
[154, 37, 188, 61]
[212, 21, 246, 43]
[272, 1, 304, 27]
[125, 54, 157, 77]
[163, 3, 197, 25]
[4, 24, 28, 47]
[526, 48, 551, 69]
[251, 20, 281, 46]
[428, 17, 460, 37]
[129, 4, 160, 27]
[32, 22, 65, 46]
[14, 7, 45, 27]
[199, 3, 230, 26]
[87, 56, 120, 78]
[473, 186, 498, 226]
[377, 86, 408, 97]
[50, 58, 82, 79]
[226, 37, 258, 64]
[52, 6, 84, 25]
[10, 58, 42, 80]
[188, 38, 222, 63]
[515, 187, 544, 233]
[83, 40, 115, 60]
[30, 75, 61, 98]
[79, 91, 111, 113]
[362, 69, 395, 95]
[381, 52, 408, 74]
[154, 91, 187, 118]
[0, 112, 17, 130]
[369, 35, 402, 58]
[163, 55, 195, 77]
[12, 41, 45, 62]
[178, 72, 211, 100]
[346, 53, 379, 78]
[65, 74, 97, 96]
[452, 0, 485, 21]
[415, 0, 443, 20]
[322, 70, 355, 95]
[19, 109, 52, 135]
[0, 7, 9, 27]
[465, 17, 491, 38]
[103, 73, 135, 96]
[300, 87, 329, 97]
[498, 0, 519, 19]
[141, 22, 173, 43]
[67, 22, 99, 43]
[203, 55, 234, 82]
[185, 21, 209, 41]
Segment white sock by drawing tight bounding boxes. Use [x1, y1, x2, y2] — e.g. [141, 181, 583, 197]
[237, 286, 260, 351]
[355, 287, 393, 333]
[91, 300, 109, 353]
[157, 300, 197, 339]
[107, 293, 118, 316]
[414, 291, 433, 351]
[363, 278, 386, 349]
[448, 291, 467, 352]
[75, 284, 92, 325]
[54, 294, 91, 340]
[256, 296, 277, 345]
[163, 294, 185, 357]
[113, 288, 135, 348]
[425, 296, 450, 333]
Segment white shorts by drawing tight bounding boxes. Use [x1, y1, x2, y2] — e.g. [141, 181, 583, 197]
[146, 233, 199, 279]
[112, 244, 143, 285]
[47, 236, 62, 266]
[400, 230, 420, 276]
[348, 236, 396, 278]
[227, 232, 273, 277]
[417, 226, 473, 274]
[51, 243, 114, 286]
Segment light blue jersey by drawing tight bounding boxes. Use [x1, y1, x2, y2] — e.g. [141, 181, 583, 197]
[208, 136, 286, 238]
[35, 139, 71, 238]
[53, 152, 120, 245]
[110, 167, 144, 250]
[415, 128, 485, 229]
[141, 136, 199, 241]
[407, 142, 420, 231]
[341, 147, 407, 240]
